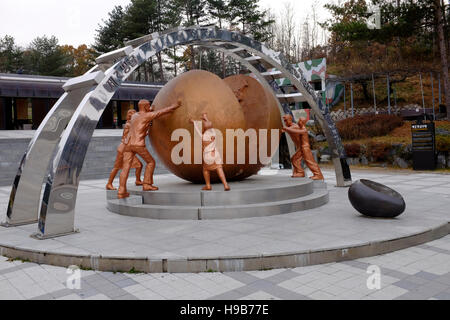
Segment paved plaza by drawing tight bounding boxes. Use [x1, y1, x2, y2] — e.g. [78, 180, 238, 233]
[0, 235, 449, 300]
[0, 168, 449, 300]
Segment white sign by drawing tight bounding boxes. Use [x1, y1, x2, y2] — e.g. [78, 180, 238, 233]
[366, 6, 381, 30]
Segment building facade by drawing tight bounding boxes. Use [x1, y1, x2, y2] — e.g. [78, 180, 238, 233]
[0, 73, 163, 130]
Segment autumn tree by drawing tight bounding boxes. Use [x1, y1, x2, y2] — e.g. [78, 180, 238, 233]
[61, 44, 97, 76]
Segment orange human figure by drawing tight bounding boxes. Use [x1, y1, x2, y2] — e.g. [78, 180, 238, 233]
[282, 115, 324, 180]
[190, 113, 230, 191]
[118, 99, 181, 199]
[106, 109, 143, 191]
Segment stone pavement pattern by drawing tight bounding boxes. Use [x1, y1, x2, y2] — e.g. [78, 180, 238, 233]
[0, 235, 449, 300]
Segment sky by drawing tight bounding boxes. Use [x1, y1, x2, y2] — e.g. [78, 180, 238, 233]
[259, 0, 330, 22]
[0, 0, 332, 47]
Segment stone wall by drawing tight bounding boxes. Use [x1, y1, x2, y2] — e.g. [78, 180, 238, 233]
[319, 148, 450, 169]
[0, 135, 168, 186]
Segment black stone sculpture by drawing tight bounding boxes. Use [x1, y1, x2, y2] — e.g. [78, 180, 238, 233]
[348, 179, 406, 218]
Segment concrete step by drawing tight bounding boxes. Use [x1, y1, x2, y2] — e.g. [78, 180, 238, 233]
[106, 188, 329, 220]
[127, 178, 316, 206]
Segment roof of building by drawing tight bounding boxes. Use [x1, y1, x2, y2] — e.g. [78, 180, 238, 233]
[0, 73, 164, 101]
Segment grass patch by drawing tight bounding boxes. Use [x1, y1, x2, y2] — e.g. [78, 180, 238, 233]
[127, 267, 144, 274]
[7, 257, 31, 263]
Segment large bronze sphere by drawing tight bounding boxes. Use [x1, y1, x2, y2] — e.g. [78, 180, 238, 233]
[149, 70, 281, 183]
[223, 75, 282, 180]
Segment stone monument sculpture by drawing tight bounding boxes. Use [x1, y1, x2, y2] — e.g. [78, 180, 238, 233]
[190, 113, 231, 191]
[118, 99, 181, 199]
[282, 115, 324, 180]
[348, 179, 406, 218]
[106, 109, 143, 191]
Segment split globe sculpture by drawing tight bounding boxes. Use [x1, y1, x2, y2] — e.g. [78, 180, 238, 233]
[3, 26, 352, 239]
[148, 70, 282, 184]
[113, 69, 324, 195]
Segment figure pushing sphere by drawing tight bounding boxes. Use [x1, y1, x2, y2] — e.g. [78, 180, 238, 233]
[106, 109, 143, 191]
[190, 113, 231, 192]
[118, 99, 181, 199]
[282, 115, 324, 180]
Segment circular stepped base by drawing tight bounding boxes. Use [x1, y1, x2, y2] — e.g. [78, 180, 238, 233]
[106, 176, 329, 220]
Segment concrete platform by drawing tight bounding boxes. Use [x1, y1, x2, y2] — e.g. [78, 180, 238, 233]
[0, 129, 168, 186]
[0, 169, 449, 273]
[106, 176, 329, 220]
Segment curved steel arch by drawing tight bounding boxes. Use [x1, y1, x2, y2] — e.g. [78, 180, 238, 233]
[5, 26, 351, 239]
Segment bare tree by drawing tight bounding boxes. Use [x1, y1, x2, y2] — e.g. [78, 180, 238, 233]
[302, 18, 310, 60]
[311, 3, 319, 50]
[281, 2, 296, 62]
[262, 1, 328, 64]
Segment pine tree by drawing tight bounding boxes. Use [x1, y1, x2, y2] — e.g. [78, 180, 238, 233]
[228, 0, 274, 42]
[123, 0, 166, 81]
[167, 0, 208, 70]
[0, 35, 23, 73]
[23, 36, 71, 76]
[207, 0, 230, 77]
[207, 0, 229, 28]
[92, 0, 275, 80]
[93, 6, 127, 54]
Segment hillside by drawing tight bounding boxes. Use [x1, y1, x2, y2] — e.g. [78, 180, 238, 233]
[331, 73, 446, 113]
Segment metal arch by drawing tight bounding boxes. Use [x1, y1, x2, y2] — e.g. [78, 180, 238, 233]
[4, 26, 350, 239]
[2, 71, 104, 228]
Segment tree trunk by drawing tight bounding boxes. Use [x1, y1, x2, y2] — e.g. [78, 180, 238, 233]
[219, 19, 225, 78]
[435, 0, 450, 118]
[149, 58, 155, 83]
[157, 53, 165, 82]
[442, 0, 449, 53]
[173, 47, 177, 77]
[143, 63, 148, 82]
[360, 81, 370, 101]
[191, 46, 196, 70]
